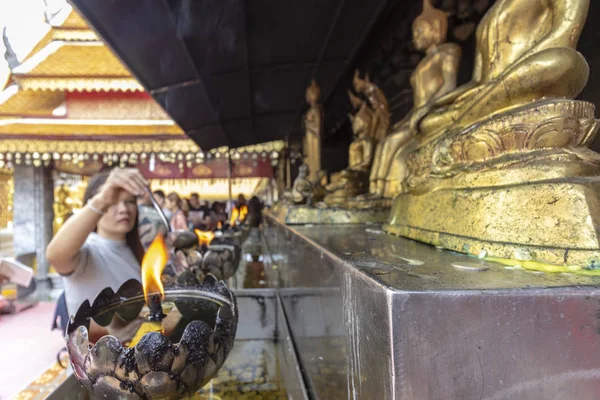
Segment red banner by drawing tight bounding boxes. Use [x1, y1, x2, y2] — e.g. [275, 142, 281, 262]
[54, 158, 275, 179]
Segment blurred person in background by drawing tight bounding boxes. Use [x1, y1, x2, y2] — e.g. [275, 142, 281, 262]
[188, 193, 210, 229]
[166, 192, 188, 231]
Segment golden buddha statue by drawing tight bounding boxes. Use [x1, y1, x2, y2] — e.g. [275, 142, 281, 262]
[310, 169, 328, 204]
[385, 0, 600, 269]
[352, 71, 389, 142]
[303, 80, 324, 182]
[417, 0, 589, 142]
[322, 100, 375, 207]
[351, 0, 460, 206]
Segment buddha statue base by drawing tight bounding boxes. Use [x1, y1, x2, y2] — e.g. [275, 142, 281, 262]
[321, 169, 370, 207]
[384, 99, 600, 267]
[270, 202, 388, 225]
[344, 195, 392, 210]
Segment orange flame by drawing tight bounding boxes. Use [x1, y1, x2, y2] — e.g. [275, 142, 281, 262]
[230, 207, 239, 226]
[217, 221, 223, 229]
[230, 205, 248, 226]
[141, 233, 169, 304]
[195, 229, 215, 247]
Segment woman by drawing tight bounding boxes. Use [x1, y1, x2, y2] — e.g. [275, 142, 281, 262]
[46, 168, 147, 339]
[165, 192, 188, 231]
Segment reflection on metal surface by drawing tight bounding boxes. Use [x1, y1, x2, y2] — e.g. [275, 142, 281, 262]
[193, 340, 288, 399]
[264, 216, 600, 399]
[451, 261, 489, 272]
[268, 205, 388, 225]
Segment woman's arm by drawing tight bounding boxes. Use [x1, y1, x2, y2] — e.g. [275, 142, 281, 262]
[46, 168, 148, 275]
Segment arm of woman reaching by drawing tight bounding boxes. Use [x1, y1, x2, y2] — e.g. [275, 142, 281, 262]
[46, 168, 148, 275]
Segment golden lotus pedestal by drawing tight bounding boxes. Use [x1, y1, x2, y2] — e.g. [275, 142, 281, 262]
[270, 203, 388, 225]
[384, 100, 600, 267]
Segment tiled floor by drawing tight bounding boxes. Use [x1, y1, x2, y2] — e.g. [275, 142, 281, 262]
[0, 302, 65, 400]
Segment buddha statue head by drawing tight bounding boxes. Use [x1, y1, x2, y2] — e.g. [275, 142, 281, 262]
[348, 89, 363, 110]
[413, 0, 448, 51]
[305, 79, 321, 106]
[349, 102, 374, 139]
[298, 163, 309, 178]
[353, 70, 370, 93]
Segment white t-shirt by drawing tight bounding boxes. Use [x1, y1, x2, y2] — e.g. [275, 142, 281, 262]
[62, 232, 142, 316]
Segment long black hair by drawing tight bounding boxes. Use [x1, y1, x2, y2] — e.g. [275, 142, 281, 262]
[83, 170, 144, 264]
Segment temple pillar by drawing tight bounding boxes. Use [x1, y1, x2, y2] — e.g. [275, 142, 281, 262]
[12, 165, 54, 281]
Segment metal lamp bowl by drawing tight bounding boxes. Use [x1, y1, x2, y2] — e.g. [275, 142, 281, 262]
[65, 276, 238, 399]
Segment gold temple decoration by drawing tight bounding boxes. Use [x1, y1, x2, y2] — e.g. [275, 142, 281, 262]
[0, 173, 12, 229]
[303, 80, 324, 181]
[384, 0, 600, 269]
[322, 98, 375, 206]
[53, 184, 82, 234]
[349, 0, 460, 207]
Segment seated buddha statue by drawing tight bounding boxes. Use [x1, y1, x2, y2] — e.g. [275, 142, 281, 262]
[354, 0, 461, 203]
[283, 163, 313, 205]
[322, 101, 375, 207]
[417, 0, 590, 142]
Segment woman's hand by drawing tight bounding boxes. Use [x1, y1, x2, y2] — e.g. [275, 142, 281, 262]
[92, 168, 148, 211]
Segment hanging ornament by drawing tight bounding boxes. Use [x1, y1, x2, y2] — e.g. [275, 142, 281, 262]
[149, 154, 156, 172]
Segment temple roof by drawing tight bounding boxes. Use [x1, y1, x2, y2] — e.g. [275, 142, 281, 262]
[0, 85, 65, 117]
[10, 8, 141, 93]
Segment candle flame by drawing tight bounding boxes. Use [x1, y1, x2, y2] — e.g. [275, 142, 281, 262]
[217, 221, 223, 229]
[240, 205, 248, 221]
[195, 229, 215, 247]
[230, 207, 239, 226]
[141, 233, 169, 304]
[230, 205, 248, 226]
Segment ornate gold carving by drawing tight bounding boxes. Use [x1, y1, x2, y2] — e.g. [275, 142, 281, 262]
[405, 100, 599, 190]
[303, 80, 324, 181]
[0, 139, 198, 155]
[0, 139, 284, 157]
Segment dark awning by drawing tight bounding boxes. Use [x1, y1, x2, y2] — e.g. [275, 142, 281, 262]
[69, 0, 390, 150]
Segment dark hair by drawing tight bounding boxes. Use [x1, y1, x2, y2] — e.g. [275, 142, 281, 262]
[84, 170, 144, 264]
[153, 190, 165, 200]
[190, 193, 199, 200]
[167, 192, 182, 209]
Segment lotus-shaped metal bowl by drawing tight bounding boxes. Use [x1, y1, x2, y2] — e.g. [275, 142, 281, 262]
[66, 275, 237, 399]
[168, 232, 242, 281]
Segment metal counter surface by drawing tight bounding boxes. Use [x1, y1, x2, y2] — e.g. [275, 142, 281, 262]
[263, 215, 600, 400]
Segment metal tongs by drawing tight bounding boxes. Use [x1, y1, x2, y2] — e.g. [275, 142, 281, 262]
[146, 187, 172, 233]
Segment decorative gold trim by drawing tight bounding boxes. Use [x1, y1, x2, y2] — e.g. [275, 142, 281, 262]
[0, 139, 285, 156]
[0, 118, 183, 135]
[0, 139, 199, 155]
[13, 76, 143, 92]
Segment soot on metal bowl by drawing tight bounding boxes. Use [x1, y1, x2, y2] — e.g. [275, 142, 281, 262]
[66, 275, 237, 399]
[168, 231, 242, 282]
